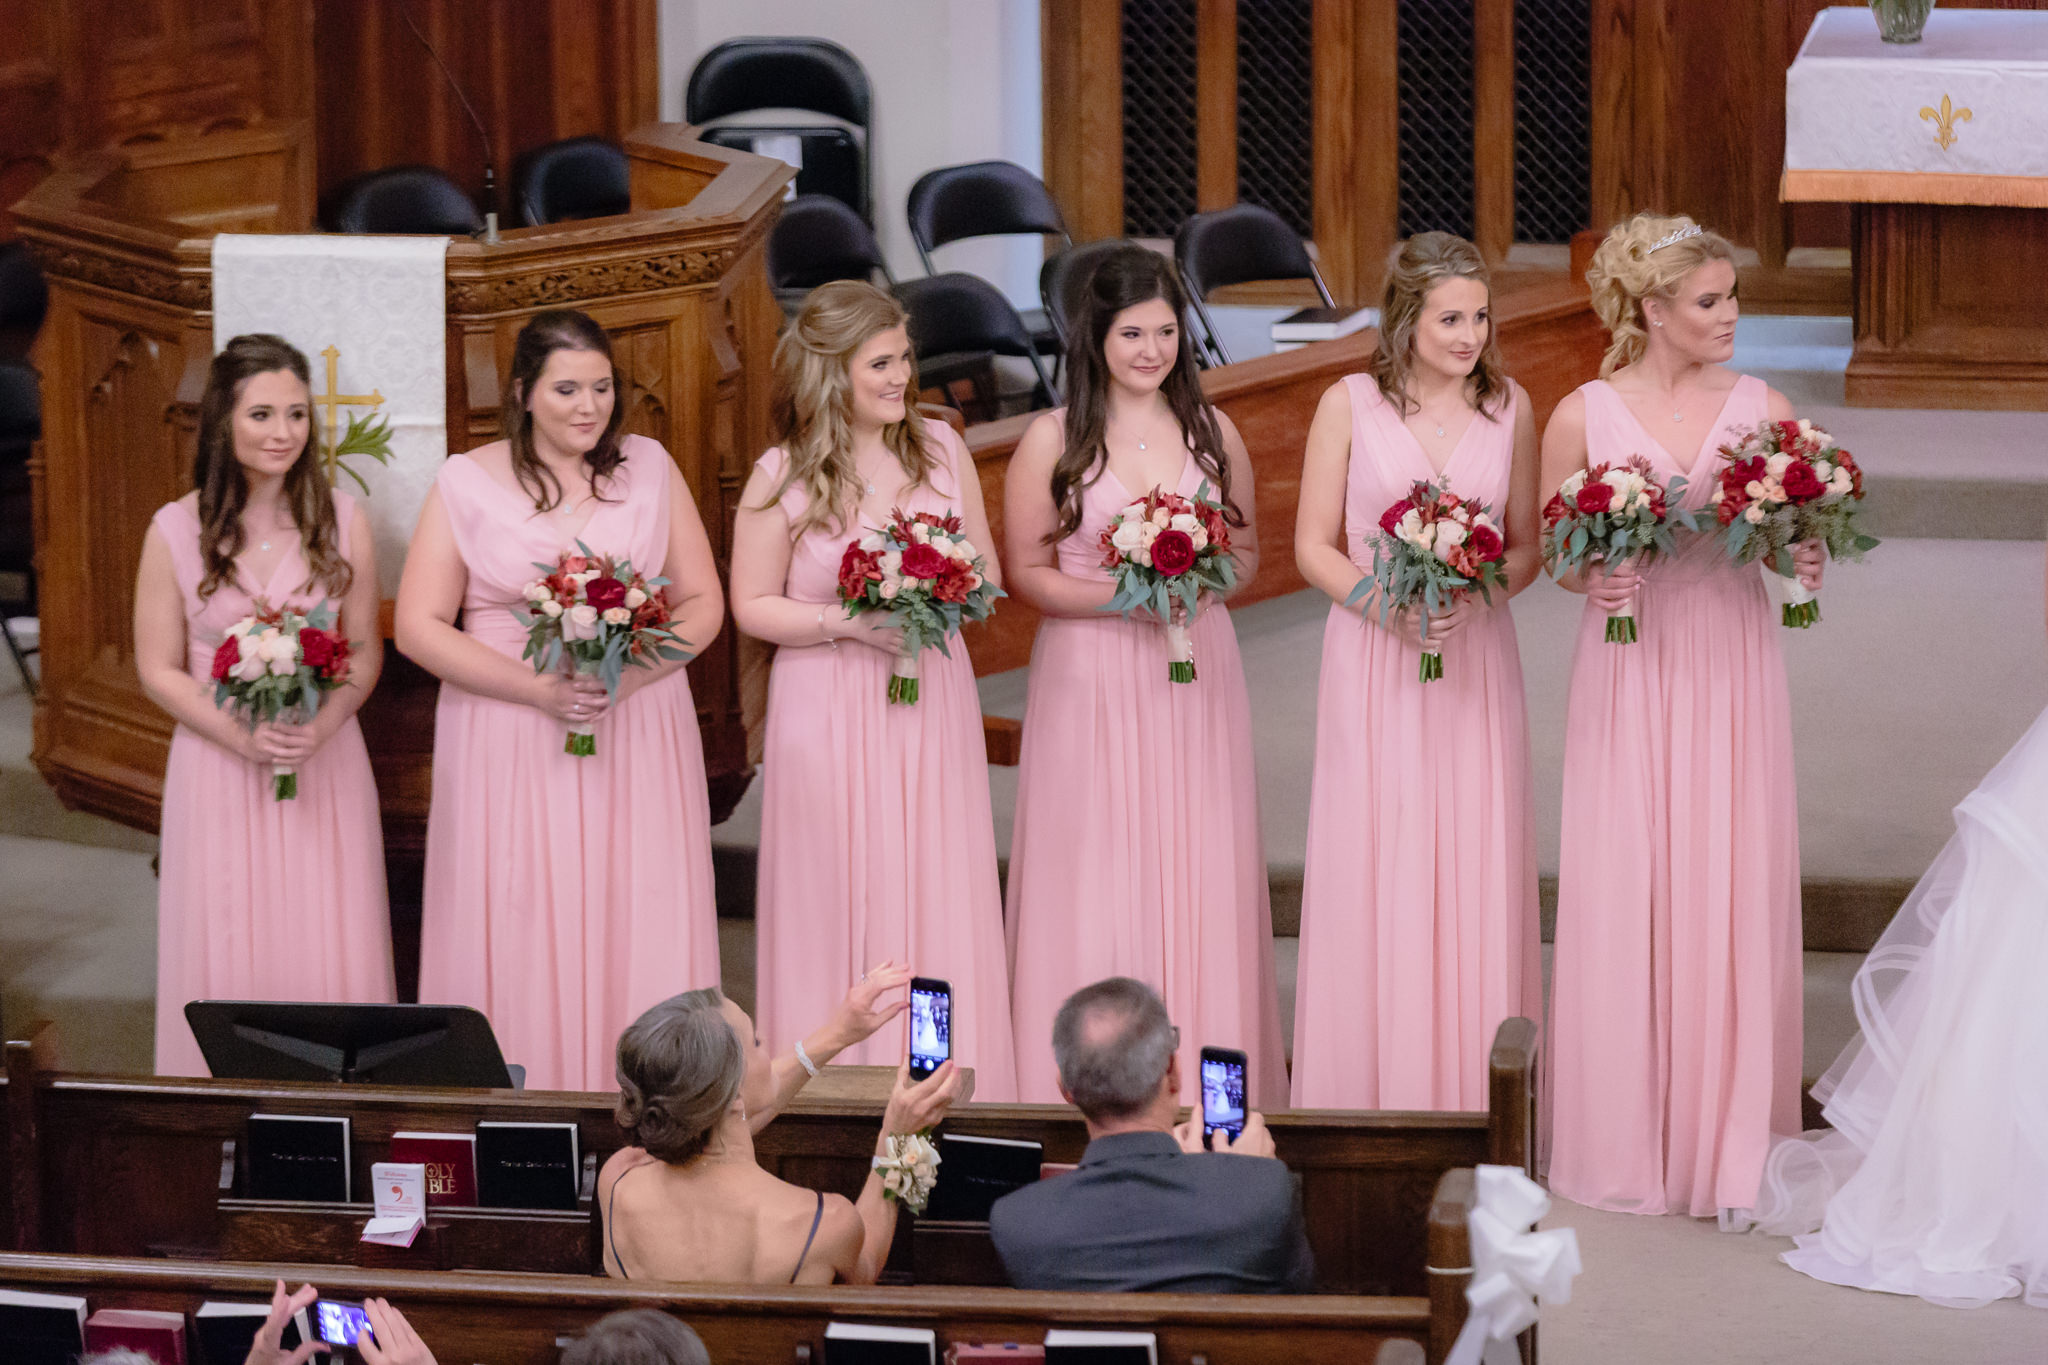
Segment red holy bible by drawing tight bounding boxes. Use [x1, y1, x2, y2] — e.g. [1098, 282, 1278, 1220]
[389, 1131, 478, 1205]
[85, 1308, 188, 1364]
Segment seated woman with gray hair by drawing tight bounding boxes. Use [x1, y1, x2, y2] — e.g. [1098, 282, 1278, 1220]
[598, 965, 961, 1284]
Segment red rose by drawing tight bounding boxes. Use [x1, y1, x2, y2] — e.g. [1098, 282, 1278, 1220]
[1379, 501, 1408, 536]
[585, 576, 627, 611]
[1781, 460, 1825, 502]
[1837, 450, 1863, 496]
[1467, 523, 1504, 561]
[933, 557, 973, 604]
[1574, 481, 1614, 515]
[298, 628, 336, 672]
[902, 543, 946, 579]
[210, 636, 239, 682]
[1150, 528, 1197, 577]
[321, 636, 352, 681]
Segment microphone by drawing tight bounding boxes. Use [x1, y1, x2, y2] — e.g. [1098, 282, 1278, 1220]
[397, 0, 501, 243]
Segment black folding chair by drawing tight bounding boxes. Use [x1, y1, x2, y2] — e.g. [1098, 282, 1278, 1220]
[895, 273, 1059, 422]
[686, 37, 874, 224]
[768, 194, 894, 313]
[907, 160, 1068, 358]
[1038, 238, 1139, 354]
[322, 165, 484, 236]
[0, 362, 40, 693]
[1173, 203, 1334, 366]
[512, 136, 631, 226]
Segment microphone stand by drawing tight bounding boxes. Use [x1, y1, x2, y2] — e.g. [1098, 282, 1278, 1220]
[398, 0, 499, 245]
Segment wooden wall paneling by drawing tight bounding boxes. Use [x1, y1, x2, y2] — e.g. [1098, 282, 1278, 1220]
[1195, 0, 1238, 211]
[1310, 0, 1399, 306]
[1470, 0, 1515, 263]
[1041, 0, 1124, 242]
[0, 0, 64, 238]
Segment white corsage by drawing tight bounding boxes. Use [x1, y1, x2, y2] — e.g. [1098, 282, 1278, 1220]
[872, 1132, 941, 1215]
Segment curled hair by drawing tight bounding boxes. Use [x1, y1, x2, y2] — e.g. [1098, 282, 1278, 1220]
[1371, 232, 1510, 418]
[1052, 244, 1237, 544]
[560, 1310, 710, 1365]
[1586, 212, 1738, 377]
[1051, 976, 1177, 1122]
[613, 989, 744, 1165]
[192, 334, 351, 602]
[501, 309, 628, 511]
[765, 280, 935, 540]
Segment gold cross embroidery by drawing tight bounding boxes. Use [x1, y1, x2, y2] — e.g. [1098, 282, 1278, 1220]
[315, 344, 385, 482]
[1919, 94, 1972, 152]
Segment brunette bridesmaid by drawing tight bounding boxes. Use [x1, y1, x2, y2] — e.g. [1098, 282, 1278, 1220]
[1545, 213, 1823, 1215]
[399, 310, 724, 1092]
[1003, 244, 1286, 1107]
[729, 281, 1019, 1099]
[1289, 233, 1542, 1111]
[134, 334, 394, 1075]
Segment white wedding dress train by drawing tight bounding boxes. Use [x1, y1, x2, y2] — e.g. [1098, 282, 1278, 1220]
[1740, 705, 2048, 1308]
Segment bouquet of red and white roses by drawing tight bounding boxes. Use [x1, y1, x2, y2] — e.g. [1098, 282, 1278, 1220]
[1350, 480, 1507, 683]
[1097, 484, 1237, 683]
[837, 509, 1002, 705]
[208, 599, 353, 800]
[1715, 419, 1878, 628]
[1541, 456, 1700, 643]
[513, 542, 692, 755]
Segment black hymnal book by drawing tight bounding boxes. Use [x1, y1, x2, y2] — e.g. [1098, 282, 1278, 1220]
[194, 1301, 307, 1365]
[921, 1133, 1044, 1222]
[1042, 1330, 1158, 1365]
[822, 1322, 936, 1364]
[0, 1288, 87, 1365]
[246, 1113, 351, 1202]
[476, 1120, 580, 1210]
[1268, 306, 1373, 343]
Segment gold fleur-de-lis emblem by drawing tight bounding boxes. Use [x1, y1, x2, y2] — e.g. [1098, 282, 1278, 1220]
[1918, 94, 1972, 152]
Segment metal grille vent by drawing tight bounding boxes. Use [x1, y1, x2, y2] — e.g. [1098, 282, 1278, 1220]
[1514, 0, 1592, 243]
[1120, 0, 1199, 238]
[1235, 0, 1313, 237]
[1397, 0, 1475, 239]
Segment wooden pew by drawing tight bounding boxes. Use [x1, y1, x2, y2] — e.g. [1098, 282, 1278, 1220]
[4, 1018, 1537, 1301]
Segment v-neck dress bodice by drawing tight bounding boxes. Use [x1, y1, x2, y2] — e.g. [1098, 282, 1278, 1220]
[748, 422, 1019, 1099]
[1006, 431, 1288, 1107]
[1291, 375, 1541, 1109]
[1547, 372, 1804, 1216]
[149, 491, 394, 1074]
[418, 435, 720, 1092]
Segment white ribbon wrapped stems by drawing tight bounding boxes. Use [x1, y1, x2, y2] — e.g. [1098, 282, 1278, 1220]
[1445, 1165, 1583, 1365]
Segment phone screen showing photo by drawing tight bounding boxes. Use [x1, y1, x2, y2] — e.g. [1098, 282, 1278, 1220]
[1201, 1053, 1247, 1141]
[908, 982, 951, 1080]
[314, 1300, 369, 1347]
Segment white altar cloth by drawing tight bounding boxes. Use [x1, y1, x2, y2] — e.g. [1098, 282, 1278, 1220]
[1784, 7, 2048, 207]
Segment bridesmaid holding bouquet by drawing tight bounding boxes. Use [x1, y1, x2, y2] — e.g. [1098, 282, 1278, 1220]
[1544, 214, 1823, 1215]
[729, 281, 1018, 1098]
[1289, 233, 1543, 1111]
[133, 334, 394, 1075]
[399, 310, 725, 1091]
[1003, 244, 1286, 1106]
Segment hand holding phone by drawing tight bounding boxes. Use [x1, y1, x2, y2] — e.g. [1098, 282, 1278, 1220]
[907, 977, 952, 1081]
[314, 1297, 371, 1348]
[1200, 1046, 1248, 1144]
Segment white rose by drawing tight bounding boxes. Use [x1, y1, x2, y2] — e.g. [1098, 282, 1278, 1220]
[267, 655, 297, 676]
[227, 617, 257, 638]
[1111, 521, 1144, 554]
[1743, 504, 1765, 524]
[523, 580, 552, 604]
[623, 587, 648, 609]
[1760, 476, 1785, 503]
[859, 531, 885, 552]
[1831, 468, 1854, 494]
[1121, 502, 1149, 523]
[1396, 508, 1425, 539]
[601, 606, 631, 625]
[880, 580, 900, 600]
[259, 631, 299, 662]
[1150, 507, 1171, 528]
[1629, 492, 1649, 511]
[964, 571, 983, 591]
[910, 522, 931, 543]
[1435, 519, 1467, 549]
[231, 653, 268, 683]
[880, 550, 903, 575]
[1811, 460, 1833, 484]
[1189, 527, 1208, 552]
[1765, 452, 1793, 477]
[1135, 548, 1153, 568]
[1138, 522, 1161, 547]
[1795, 418, 1813, 435]
[540, 599, 564, 618]
[951, 537, 977, 562]
[569, 570, 598, 588]
[1169, 512, 1199, 533]
[1559, 470, 1586, 497]
[1745, 479, 1767, 500]
[564, 603, 599, 640]
[1601, 468, 1631, 490]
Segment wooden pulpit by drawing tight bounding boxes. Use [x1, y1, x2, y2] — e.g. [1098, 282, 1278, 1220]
[13, 121, 787, 932]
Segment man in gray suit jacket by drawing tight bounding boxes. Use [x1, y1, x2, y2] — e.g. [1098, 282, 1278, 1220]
[988, 977, 1315, 1294]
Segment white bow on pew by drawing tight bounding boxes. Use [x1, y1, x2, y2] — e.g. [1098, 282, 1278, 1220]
[1444, 1164, 1582, 1365]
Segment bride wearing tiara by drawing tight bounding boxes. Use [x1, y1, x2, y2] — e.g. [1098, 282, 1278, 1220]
[1739, 552, 2048, 1309]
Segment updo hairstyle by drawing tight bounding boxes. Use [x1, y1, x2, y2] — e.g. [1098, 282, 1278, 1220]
[1585, 212, 1737, 377]
[1370, 232, 1510, 418]
[613, 989, 744, 1164]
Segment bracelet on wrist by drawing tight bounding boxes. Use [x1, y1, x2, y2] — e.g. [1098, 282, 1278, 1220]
[793, 1038, 820, 1079]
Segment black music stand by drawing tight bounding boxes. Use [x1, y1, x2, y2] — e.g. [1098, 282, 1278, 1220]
[184, 1001, 518, 1088]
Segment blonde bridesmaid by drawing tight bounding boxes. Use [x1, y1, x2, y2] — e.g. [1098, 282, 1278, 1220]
[729, 281, 1018, 1099]
[1003, 244, 1286, 1107]
[1289, 233, 1543, 1111]
[134, 334, 394, 1075]
[1545, 214, 1823, 1215]
[399, 309, 724, 1091]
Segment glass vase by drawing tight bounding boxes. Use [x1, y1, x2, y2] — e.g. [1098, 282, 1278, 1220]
[1871, 0, 1935, 44]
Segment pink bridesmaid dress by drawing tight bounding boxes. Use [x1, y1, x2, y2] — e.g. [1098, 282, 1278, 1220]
[1006, 447, 1288, 1107]
[1547, 374, 1803, 1215]
[152, 492, 395, 1075]
[752, 422, 1019, 1099]
[1290, 377, 1541, 1111]
[418, 435, 720, 1092]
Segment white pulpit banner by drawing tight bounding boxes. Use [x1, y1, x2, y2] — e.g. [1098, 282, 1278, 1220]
[212, 233, 450, 593]
[1785, 8, 2048, 207]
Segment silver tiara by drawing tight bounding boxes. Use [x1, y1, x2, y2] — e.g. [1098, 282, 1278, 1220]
[1649, 224, 1703, 253]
